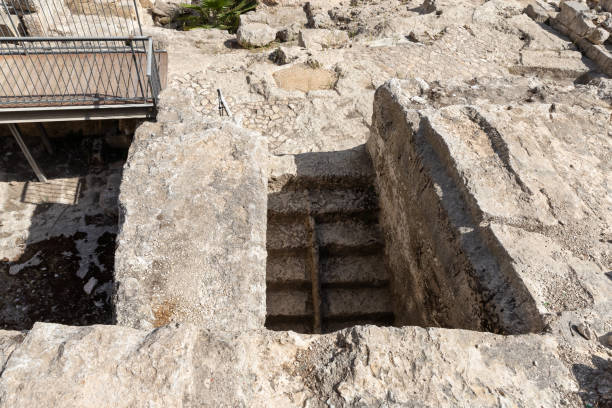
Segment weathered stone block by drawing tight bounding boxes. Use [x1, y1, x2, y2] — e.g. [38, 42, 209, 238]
[525, 0, 556, 23]
[556, 0, 589, 27]
[298, 28, 349, 50]
[237, 22, 277, 47]
[0, 9, 22, 36]
[578, 37, 612, 75]
[114, 88, 268, 331]
[368, 79, 612, 334]
[267, 289, 312, 316]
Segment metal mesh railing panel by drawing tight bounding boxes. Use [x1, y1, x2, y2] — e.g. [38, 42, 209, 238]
[0, 0, 162, 108]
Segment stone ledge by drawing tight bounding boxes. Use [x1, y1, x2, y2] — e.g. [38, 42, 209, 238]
[113, 87, 268, 332]
[0, 322, 577, 407]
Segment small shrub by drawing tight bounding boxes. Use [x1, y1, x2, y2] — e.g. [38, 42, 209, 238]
[179, 0, 257, 33]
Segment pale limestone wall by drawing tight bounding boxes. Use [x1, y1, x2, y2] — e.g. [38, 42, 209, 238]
[368, 79, 612, 334]
[4, 0, 153, 37]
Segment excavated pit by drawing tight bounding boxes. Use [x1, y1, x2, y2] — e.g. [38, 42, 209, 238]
[265, 144, 528, 335]
[0, 129, 129, 330]
[265, 149, 393, 334]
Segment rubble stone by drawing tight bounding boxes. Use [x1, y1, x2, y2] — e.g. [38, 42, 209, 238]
[237, 22, 277, 47]
[298, 28, 349, 50]
[269, 45, 304, 65]
[555, 0, 609, 43]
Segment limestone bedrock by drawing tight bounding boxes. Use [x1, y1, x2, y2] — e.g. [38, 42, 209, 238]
[114, 88, 268, 332]
[0, 322, 577, 407]
[0, 0, 611, 406]
[369, 78, 611, 332]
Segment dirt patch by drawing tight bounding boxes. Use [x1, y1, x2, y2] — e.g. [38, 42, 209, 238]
[0, 233, 114, 330]
[0, 133, 128, 330]
[153, 299, 177, 328]
[273, 65, 337, 92]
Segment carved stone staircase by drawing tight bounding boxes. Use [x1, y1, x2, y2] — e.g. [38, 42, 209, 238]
[265, 147, 394, 333]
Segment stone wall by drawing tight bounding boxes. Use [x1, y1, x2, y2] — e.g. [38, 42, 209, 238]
[1, 0, 152, 37]
[368, 78, 612, 334]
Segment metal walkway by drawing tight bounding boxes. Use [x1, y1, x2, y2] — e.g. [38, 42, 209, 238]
[0, 0, 167, 181]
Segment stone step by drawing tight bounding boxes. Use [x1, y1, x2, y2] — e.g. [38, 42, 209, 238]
[266, 218, 310, 252]
[268, 187, 378, 218]
[266, 253, 310, 287]
[323, 316, 395, 333]
[267, 288, 313, 317]
[268, 145, 375, 192]
[321, 287, 393, 319]
[265, 318, 313, 333]
[320, 254, 389, 287]
[317, 220, 383, 253]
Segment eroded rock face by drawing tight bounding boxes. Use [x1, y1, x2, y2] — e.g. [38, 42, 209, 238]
[113, 88, 268, 331]
[368, 79, 612, 334]
[0, 322, 578, 407]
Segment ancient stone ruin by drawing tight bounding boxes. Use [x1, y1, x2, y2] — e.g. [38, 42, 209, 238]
[1, 0, 611, 407]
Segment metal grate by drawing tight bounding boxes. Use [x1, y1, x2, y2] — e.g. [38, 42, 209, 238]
[0, 0, 162, 110]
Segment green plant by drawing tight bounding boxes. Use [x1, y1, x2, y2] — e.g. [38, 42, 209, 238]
[179, 0, 257, 32]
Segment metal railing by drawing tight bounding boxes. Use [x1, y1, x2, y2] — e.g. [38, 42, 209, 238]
[0, 0, 162, 109]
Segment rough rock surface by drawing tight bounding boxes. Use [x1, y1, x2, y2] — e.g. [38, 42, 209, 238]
[0, 322, 578, 407]
[298, 28, 349, 50]
[237, 22, 278, 48]
[114, 88, 268, 331]
[369, 79, 611, 334]
[1, 0, 612, 406]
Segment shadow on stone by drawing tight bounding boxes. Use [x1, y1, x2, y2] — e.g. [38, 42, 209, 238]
[572, 355, 612, 408]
